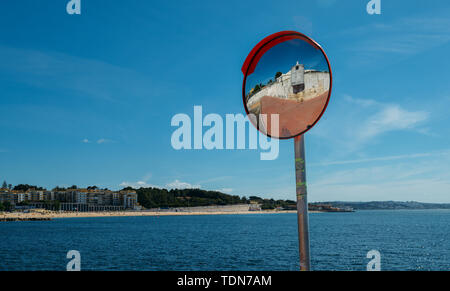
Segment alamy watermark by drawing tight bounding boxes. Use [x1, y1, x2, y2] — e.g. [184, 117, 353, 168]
[366, 250, 381, 271]
[170, 106, 280, 160]
[65, 0, 381, 16]
[66, 0, 81, 15]
[66, 250, 81, 271]
[366, 0, 381, 15]
[63, 248, 381, 270]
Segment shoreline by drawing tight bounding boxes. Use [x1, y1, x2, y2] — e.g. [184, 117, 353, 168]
[0, 209, 328, 220]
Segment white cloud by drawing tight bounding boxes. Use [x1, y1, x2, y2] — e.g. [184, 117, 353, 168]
[309, 153, 450, 203]
[119, 181, 159, 189]
[343, 95, 377, 107]
[311, 151, 441, 166]
[218, 188, 233, 194]
[341, 16, 450, 65]
[120, 178, 232, 192]
[311, 95, 430, 151]
[165, 180, 201, 190]
[81, 138, 114, 144]
[356, 104, 429, 142]
[196, 176, 232, 184]
[311, 179, 450, 203]
[119, 172, 157, 189]
[142, 173, 152, 181]
[97, 138, 114, 144]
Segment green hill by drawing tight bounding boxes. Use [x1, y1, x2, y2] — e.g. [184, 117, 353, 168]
[128, 187, 248, 209]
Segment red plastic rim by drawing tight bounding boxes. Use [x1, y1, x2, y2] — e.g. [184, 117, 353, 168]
[241, 31, 333, 140]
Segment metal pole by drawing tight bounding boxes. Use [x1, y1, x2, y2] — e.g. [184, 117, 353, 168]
[294, 135, 311, 271]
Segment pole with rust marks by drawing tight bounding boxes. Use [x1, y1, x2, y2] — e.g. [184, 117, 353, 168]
[294, 135, 311, 271]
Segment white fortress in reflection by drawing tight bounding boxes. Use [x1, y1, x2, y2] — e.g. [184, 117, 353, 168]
[247, 62, 330, 111]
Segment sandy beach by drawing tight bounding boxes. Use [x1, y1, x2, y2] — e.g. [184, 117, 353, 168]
[0, 209, 312, 220]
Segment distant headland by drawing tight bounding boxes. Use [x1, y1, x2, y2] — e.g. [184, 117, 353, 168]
[315, 201, 450, 210]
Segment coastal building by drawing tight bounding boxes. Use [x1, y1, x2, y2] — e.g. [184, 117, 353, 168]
[248, 202, 261, 211]
[0, 187, 139, 212]
[122, 191, 138, 209]
[247, 62, 330, 113]
[76, 190, 88, 204]
[44, 191, 54, 201]
[28, 190, 44, 201]
[0, 188, 10, 204]
[290, 61, 305, 94]
[16, 192, 25, 204]
[112, 192, 121, 206]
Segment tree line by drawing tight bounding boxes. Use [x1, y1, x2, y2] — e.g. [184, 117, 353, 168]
[130, 187, 249, 209]
[133, 187, 297, 210]
[248, 196, 296, 210]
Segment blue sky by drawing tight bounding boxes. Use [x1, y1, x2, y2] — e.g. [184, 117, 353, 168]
[245, 38, 329, 94]
[1, 0, 450, 202]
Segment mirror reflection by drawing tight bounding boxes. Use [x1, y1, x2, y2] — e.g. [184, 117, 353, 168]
[244, 37, 331, 138]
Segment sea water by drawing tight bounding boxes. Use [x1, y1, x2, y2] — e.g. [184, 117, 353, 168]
[0, 210, 448, 270]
